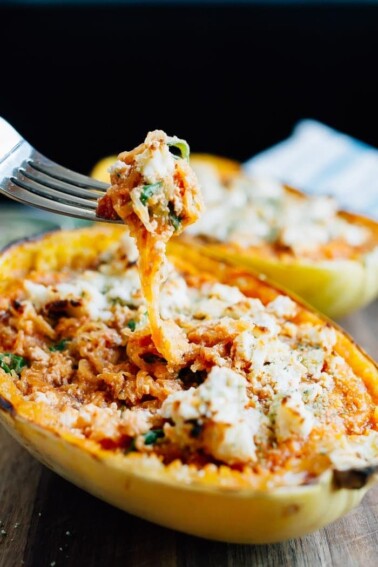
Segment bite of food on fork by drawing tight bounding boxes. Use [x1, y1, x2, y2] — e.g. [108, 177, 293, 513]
[96, 130, 204, 367]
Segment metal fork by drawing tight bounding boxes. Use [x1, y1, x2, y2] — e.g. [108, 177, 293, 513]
[0, 116, 119, 223]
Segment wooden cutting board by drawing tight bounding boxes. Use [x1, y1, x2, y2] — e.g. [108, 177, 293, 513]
[1, 303, 378, 567]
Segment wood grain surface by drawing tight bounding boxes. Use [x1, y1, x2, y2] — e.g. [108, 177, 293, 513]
[0, 302, 377, 567]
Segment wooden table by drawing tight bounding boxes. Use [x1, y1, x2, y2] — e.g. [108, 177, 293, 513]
[1, 303, 377, 567]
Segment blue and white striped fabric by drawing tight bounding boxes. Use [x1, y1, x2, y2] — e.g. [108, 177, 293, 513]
[244, 120, 378, 219]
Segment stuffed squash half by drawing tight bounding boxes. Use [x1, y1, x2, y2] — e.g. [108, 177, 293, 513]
[0, 133, 377, 544]
[185, 156, 378, 319]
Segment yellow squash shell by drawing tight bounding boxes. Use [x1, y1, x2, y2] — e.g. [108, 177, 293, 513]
[1, 226, 378, 544]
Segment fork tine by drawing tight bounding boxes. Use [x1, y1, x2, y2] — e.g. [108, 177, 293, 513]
[0, 116, 117, 224]
[1, 179, 121, 223]
[22, 165, 102, 201]
[13, 172, 98, 209]
[31, 154, 109, 191]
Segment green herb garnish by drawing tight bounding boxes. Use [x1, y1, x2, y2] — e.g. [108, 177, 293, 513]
[144, 429, 164, 445]
[168, 202, 182, 232]
[140, 182, 163, 206]
[127, 320, 136, 332]
[49, 339, 70, 352]
[168, 138, 190, 161]
[125, 429, 165, 454]
[0, 353, 27, 375]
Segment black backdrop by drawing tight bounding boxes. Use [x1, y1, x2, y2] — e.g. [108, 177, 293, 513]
[1, 3, 378, 175]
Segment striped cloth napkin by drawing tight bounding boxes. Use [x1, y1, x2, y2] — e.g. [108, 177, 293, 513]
[244, 119, 378, 219]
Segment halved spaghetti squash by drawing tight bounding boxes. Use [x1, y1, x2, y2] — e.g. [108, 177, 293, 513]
[185, 156, 378, 319]
[0, 224, 378, 543]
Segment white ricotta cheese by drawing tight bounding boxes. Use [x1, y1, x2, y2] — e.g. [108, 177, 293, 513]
[135, 145, 175, 184]
[161, 366, 261, 464]
[267, 296, 297, 319]
[274, 393, 315, 441]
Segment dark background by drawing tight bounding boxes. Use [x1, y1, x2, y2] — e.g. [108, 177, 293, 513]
[1, 1, 378, 174]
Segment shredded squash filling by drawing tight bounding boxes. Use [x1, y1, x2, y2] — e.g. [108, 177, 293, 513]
[97, 130, 203, 367]
[0, 133, 377, 491]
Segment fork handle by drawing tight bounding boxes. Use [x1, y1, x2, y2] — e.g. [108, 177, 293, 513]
[0, 117, 24, 163]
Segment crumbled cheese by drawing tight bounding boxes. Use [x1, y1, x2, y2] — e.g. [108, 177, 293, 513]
[342, 223, 370, 246]
[188, 164, 370, 252]
[281, 225, 329, 252]
[24, 268, 143, 321]
[161, 366, 261, 464]
[135, 145, 175, 184]
[120, 408, 153, 437]
[24, 281, 52, 310]
[327, 431, 378, 469]
[191, 282, 247, 320]
[120, 230, 139, 263]
[209, 283, 246, 304]
[30, 391, 59, 406]
[108, 159, 130, 176]
[299, 346, 325, 379]
[161, 366, 248, 424]
[267, 296, 297, 319]
[297, 324, 337, 353]
[203, 417, 258, 464]
[59, 406, 80, 428]
[274, 393, 315, 441]
[76, 403, 121, 441]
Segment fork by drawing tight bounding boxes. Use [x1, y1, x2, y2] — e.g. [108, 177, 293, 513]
[0, 116, 119, 223]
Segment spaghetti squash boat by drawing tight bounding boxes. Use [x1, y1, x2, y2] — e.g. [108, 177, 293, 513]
[91, 153, 378, 318]
[185, 156, 378, 319]
[0, 133, 377, 544]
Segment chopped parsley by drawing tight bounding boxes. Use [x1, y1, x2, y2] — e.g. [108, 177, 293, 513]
[0, 353, 27, 375]
[140, 182, 163, 206]
[125, 429, 165, 454]
[168, 203, 182, 231]
[144, 429, 165, 445]
[127, 319, 136, 332]
[49, 339, 70, 352]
